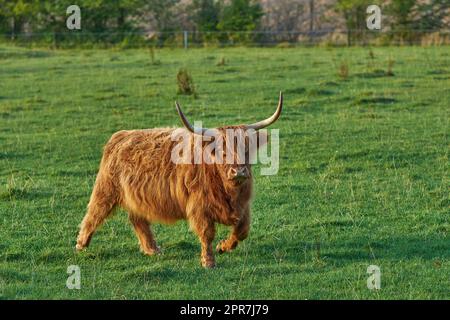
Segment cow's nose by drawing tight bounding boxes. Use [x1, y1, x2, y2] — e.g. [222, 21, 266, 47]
[236, 167, 248, 178]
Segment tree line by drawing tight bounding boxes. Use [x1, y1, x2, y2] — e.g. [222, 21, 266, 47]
[0, 0, 448, 46]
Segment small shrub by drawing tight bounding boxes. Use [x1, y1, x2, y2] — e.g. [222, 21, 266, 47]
[149, 46, 155, 63]
[386, 59, 395, 76]
[338, 61, 349, 80]
[148, 46, 161, 65]
[177, 68, 197, 96]
[216, 56, 226, 66]
[366, 49, 376, 73]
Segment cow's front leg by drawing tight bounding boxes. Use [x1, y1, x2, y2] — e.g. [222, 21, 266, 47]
[216, 207, 250, 254]
[191, 218, 216, 268]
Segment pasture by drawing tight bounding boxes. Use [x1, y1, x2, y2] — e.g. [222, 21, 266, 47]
[0, 45, 448, 299]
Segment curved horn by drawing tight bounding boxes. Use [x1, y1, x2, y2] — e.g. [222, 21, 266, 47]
[246, 92, 283, 130]
[175, 101, 209, 135]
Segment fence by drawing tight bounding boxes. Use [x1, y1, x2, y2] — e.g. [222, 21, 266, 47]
[2, 29, 450, 48]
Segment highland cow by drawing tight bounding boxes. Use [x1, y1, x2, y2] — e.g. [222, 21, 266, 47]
[76, 93, 283, 267]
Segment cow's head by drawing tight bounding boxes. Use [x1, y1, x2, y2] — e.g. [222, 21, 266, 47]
[175, 92, 283, 185]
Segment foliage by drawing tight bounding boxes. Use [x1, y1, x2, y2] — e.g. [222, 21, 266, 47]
[385, 0, 417, 43]
[410, 0, 450, 31]
[0, 1, 449, 46]
[217, 0, 264, 43]
[335, 0, 373, 46]
[191, 0, 221, 32]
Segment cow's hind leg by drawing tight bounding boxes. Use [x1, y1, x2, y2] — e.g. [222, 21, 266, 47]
[76, 176, 117, 250]
[129, 215, 160, 255]
[216, 208, 250, 254]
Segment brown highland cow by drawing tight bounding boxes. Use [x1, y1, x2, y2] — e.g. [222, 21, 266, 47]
[76, 93, 283, 267]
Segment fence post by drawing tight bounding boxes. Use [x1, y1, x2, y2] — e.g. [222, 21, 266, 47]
[184, 30, 188, 49]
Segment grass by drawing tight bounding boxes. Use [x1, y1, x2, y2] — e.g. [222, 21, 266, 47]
[0, 45, 448, 299]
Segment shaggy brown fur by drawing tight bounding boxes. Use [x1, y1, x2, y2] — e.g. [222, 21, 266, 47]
[76, 127, 265, 267]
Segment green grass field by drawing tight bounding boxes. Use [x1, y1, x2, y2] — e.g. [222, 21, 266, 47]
[0, 45, 448, 299]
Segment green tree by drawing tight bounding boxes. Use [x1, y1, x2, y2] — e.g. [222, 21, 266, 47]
[192, 0, 220, 32]
[386, 0, 416, 42]
[217, 0, 264, 43]
[387, 0, 415, 27]
[411, 0, 450, 30]
[76, 0, 144, 33]
[0, 0, 38, 39]
[144, 0, 180, 45]
[336, 0, 373, 46]
[190, 0, 221, 43]
[146, 0, 180, 32]
[0, 0, 9, 34]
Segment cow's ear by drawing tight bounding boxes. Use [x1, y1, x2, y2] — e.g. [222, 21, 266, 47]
[257, 130, 268, 149]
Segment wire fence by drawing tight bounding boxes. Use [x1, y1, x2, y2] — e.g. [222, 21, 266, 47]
[2, 29, 450, 48]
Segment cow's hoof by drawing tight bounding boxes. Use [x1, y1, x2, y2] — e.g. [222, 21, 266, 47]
[141, 245, 161, 256]
[216, 242, 226, 254]
[75, 244, 85, 251]
[202, 259, 216, 268]
[216, 240, 236, 254]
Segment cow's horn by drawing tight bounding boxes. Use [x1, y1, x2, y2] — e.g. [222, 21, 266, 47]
[246, 92, 283, 130]
[175, 101, 209, 135]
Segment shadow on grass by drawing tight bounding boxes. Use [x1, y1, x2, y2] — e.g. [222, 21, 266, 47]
[308, 89, 334, 97]
[427, 69, 448, 75]
[285, 87, 306, 95]
[0, 189, 54, 201]
[357, 97, 397, 104]
[0, 49, 53, 60]
[355, 69, 391, 79]
[243, 234, 449, 276]
[0, 152, 28, 160]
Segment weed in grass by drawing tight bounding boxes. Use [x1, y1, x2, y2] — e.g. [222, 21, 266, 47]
[367, 48, 375, 72]
[368, 48, 375, 60]
[338, 61, 349, 80]
[176, 68, 197, 97]
[216, 56, 226, 66]
[1, 175, 32, 200]
[148, 46, 160, 65]
[149, 46, 155, 63]
[386, 58, 395, 76]
[315, 236, 321, 261]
